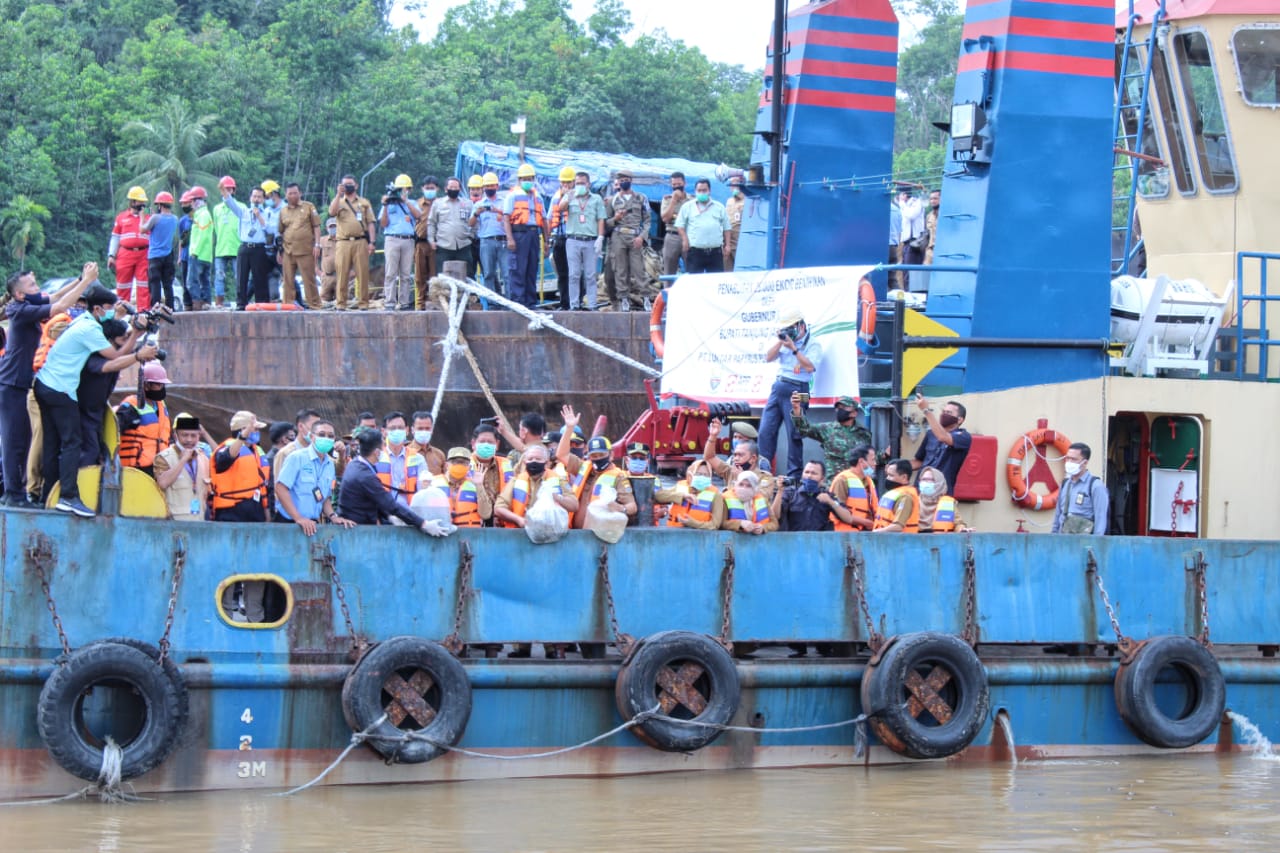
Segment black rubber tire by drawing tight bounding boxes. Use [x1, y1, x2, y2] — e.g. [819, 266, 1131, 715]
[860, 631, 989, 760]
[341, 636, 472, 764]
[615, 630, 740, 752]
[1114, 635, 1225, 749]
[37, 641, 184, 781]
[91, 637, 189, 742]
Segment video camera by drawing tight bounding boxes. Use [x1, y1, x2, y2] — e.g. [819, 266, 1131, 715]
[385, 183, 406, 199]
[123, 304, 175, 361]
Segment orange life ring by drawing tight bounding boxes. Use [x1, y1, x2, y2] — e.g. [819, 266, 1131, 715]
[1006, 426, 1072, 511]
[858, 277, 877, 343]
[244, 302, 302, 312]
[649, 290, 666, 359]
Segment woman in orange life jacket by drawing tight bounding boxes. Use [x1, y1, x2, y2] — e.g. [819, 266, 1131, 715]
[721, 470, 778, 534]
[654, 457, 725, 530]
[917, 466, 971, 533]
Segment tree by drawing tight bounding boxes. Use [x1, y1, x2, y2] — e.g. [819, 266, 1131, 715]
[119, 95, 244, 200]
[1, 195, 52, 266]
[893, 1, 963, 154]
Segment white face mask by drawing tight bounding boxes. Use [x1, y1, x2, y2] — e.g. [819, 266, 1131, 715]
[1064, 460, 1082, 476]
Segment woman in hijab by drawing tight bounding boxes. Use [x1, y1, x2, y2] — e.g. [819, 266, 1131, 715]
[917, 466, 972, 533]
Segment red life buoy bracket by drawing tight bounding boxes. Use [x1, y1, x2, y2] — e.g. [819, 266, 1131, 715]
[1006, 425, 1072, 511]
[244, 302, 302, 312]
[858, 277, 877, 344]
[649, 290, 666, 359]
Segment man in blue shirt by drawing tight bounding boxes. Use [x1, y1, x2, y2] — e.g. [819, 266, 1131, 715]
[469, 172, 508, 297]
[379, 175, 422, 310]
[757, 307, 824, 481]
[33, 285, 158, 515]
[275, 418, 356, 535]
[220, 184, 278, 309]
[0, 265, 97, 505]
[142, 192, 179, 310]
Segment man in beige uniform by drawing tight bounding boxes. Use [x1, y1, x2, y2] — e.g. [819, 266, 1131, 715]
[319, 218, 338, 303]
[152, 413, 210, 521]
[659, 171, 688, 276]
[277, 182, 322, 308]
[328, 174, 376, 310]
[413, 176, 439, 310]
[724, 178, 745, 272]
[608, 169, 650, 311]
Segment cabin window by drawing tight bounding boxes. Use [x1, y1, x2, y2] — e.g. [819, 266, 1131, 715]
[1231, 26, 1280, 107]
[1150, 42, 1197, 195]
[216, 574, 293, 628]
[1173, 30, 1238, 193]
[1118, 45, 1169, 198]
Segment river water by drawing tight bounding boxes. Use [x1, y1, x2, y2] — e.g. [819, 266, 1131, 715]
[5, 753, 1280, 852]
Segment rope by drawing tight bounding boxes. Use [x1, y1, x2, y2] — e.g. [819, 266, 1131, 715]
[401, 707, 662, 761]
[0, 737, 147, 807]
[436, 296, 507, 422]
[429, 288, 469, 424]
[273, 713, 389, 798]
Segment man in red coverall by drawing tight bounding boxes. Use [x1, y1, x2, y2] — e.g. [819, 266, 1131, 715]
[108, 185, 152, 310]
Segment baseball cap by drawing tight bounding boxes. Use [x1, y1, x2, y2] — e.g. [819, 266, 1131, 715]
[587, 436, 612, 456]
[230, 411, 267, 431]
[777, 308, 805, 327]
[730, 422, 758, 440]
[447, 446, 471, 461]
[626, 441, 650, 456]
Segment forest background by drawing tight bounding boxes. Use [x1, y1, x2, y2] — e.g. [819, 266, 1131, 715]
[0, 0, 960, 274]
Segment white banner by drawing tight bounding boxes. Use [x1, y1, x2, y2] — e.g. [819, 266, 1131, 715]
[659, 266, 872, 406]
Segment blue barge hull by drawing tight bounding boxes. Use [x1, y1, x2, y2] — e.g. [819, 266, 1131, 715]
[1, 511, 1277, 796]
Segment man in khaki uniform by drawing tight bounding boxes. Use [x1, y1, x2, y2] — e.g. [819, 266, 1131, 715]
[608, 169, 650, 311]
[659, 171, 688, 276]
[725, 178, 745, 272]
[413, 176, 439, 310]
[277, 182, 322, 308]
[924, 188, 940, 266]
[319, 218, 338, 303]
[153, 413, 210, 521]
[328, 174, 376, 310]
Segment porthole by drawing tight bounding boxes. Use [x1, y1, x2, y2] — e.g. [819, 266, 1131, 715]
[215, 574, 293, 629]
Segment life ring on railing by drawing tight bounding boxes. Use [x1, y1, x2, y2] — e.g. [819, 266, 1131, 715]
[649, 290, 667, 359]
[615, 630, 739, 752]
[1114, 636, 1225, 749]
[244, 302, 302, 311]
[860, 631, 989, 760]
[37, 640, 185, 781]
[341, 636, 472, 764]
[858, 277, 877, 345]
[1005, 426, 1072, 510]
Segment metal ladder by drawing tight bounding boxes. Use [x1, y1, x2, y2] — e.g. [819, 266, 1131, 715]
[1111, 0, 1166, 276]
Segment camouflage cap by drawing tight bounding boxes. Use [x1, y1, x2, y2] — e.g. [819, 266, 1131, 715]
[836, 395, 862, 409]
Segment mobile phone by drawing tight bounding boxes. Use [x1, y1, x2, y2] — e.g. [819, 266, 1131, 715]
[796, 392, 810, 405]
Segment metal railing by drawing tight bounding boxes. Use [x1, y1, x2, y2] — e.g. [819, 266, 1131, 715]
[1234, 252, 1280, 380]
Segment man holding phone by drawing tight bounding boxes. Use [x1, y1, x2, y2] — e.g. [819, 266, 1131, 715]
[757, 307, 822, 481]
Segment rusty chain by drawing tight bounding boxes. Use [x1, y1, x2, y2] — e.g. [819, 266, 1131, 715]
[157, 538, 187, 665]
[442, 541, 474, 657]
[27, 536, 70, 658]
[1170, 481, 1181, 534]
[321, 545, 366, 660]
[1192, 551, 1211, 648]
[717, 545, 735, 652]
[1087, 549, 1138, 661]
[961, 545, 979, 648]
[597, 548, 635, 656]
[846, 546, 884, 655]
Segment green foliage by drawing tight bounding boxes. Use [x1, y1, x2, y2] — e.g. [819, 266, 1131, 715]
[893, 143, 947, 188]
[1, 195, 53, 267]
[120, 96, 245, 201]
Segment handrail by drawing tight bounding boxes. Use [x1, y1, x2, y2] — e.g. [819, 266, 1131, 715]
[1234, 251, 1280, 380]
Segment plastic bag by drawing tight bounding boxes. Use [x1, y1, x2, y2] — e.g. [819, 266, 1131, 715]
[410, 486, 457, 535]
[584, 485, 627, 544]
[524, 484, 569, 544]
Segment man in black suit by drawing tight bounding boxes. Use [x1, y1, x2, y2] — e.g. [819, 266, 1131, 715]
[339, 429, 449, 534]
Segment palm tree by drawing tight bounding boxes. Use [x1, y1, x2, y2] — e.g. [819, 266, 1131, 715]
[0, 195, 52, 266]
[120, 96, 245, 202]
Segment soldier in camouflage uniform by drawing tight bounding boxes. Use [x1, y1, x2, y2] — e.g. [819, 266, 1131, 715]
[791, 394, 872, 482]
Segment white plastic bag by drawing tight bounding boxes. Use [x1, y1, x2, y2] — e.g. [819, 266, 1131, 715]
[524, 483, 570, 544]
[584, 485, 628, 544]
[410, 486, 457, 535]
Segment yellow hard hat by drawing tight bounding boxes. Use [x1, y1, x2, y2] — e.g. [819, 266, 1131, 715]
[558, 166, 576, 182]
[517, 163, 536, 179]
[482, 172, 499, 186]
[393, 173, 413, 189]
[126, 186, 148, 203]
[261, 179, 281, 194]
[467, 175, 483, 189]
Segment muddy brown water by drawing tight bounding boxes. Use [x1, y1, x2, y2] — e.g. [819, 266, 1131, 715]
[5, 754, 1279, 851]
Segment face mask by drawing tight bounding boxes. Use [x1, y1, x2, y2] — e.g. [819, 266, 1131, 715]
[738, 458, 753, 471]
[69, 306, 86, 319]
[144, 387, 166, 402]
[446, 188, 460, 199]
[521, 181, 535, 193]
[182, 206, 192, 214]
[448, 462, 470, 480]
[412, 430, 431, 446]
[672, 184, 685, 193]
[131, 203, 144, 212]
[732, 187, 743, 197]
[1064, 461, 1082, 476]
[591, 457, 610, 472]
[424, 189, 437, 200]
[835, 408, 855, 422]
[485, 188, 497, 198]
[474, 442, 496, 460]
[569, 446, 585, 459]
[575, 185, 587, 196]
[618, 180, 632, 191]
[800, 478, 821, 494]
[919, 480, 941, 496]
[313, 436, 335, 455]
[524, 460, 547, 476]
[627, 457, 648, 475]
[691, 475, 712, 492]
[939, 413, 959, 429]
[696, 192, 710, 203]
[387, 429, 407, 446]
[246, 431, 261, 445]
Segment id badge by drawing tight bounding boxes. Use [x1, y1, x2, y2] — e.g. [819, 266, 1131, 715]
[578, 214, 586, 224]
[355, 212, 363, 222]
[1075, 492, 1084, 506]
[313, 487, 325, 503]
[189, 499, 201, 516]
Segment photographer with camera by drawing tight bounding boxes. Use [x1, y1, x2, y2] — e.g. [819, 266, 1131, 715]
[770, 460, 842, 532]
[328, 175, 376, 310]
[757, 307, 823, 482]
[379, 175, 421, 310]
[34, 285, 158, 516]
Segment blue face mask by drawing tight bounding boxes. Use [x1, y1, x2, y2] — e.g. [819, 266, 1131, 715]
[627, 457, 648, 475]
[919, 480, 941, 496]
[691, 475, 712, 492]
[425, 189, 437, 200]
[800, 478, 821, 494]
[474, 442, 496, 460]
[246, 431, 261, 445]
[387, 429, 407, 446]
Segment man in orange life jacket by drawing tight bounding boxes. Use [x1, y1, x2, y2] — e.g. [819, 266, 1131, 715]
[210, 410, 270, 522]
[570, 436, 636, 529]
[829, 443, 878, 531]
[431, 446, 490, 527]
[377, 411, 427, 509]
[116, 361, 172, 476]
[469, 421, 513, 526]
[493, 442, 578, 528]
[502, 163, 550, 308]
[873, 458, 920, 533]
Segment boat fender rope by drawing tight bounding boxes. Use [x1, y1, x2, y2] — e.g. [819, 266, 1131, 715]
[0, 738, 149, 807]
[274, 713, 389, 797]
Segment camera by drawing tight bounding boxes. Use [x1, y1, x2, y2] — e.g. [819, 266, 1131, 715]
[778, 323, 800, 341]
[385, 182, 405, 198]
[777, 476, 792, 487]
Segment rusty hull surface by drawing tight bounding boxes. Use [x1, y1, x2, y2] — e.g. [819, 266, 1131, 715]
[154, 310, 655, 444]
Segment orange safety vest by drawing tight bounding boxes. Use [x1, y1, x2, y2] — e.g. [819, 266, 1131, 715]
[499, 471, 563, 528]
[832, 470, 877, 532]
[432, 475, 483, 527]
[666, 483, 719, 528]
[210, 440, 269, 510]
[929, 495, 958, 533]
[508, 192, 546, 228]
[724, 494, 770, 525]
[873, 485, 920, 533]
[375, 449, 425, 502]
[32, 312, 70, 372]
[471, 455, 514, 486]
[117, 396, 171, 469]
[549, 191, 567, 233]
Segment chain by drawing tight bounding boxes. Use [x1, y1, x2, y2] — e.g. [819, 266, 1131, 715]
[1193, 551, 1211, 648]
[442, 541, 474, 656]
[27, 536, 70, 658]
[597, 548, 635, 656]
[1170, 480, 1181, 533]
[321, 546, 365, 659]
[961, 545, 979, 648]
[1087, 549, 1137, 660]
[157, 539, 186, 665]
[846, 546, 884, 654]
[717, 546, 735, 652]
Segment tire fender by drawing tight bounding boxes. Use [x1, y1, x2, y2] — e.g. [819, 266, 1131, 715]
[1114, 635, 1225, 749]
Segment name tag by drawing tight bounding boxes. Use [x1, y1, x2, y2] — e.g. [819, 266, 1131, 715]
[1075, 492, 1084, 506]
[578, 214, 586, 223]
[355, 212, 363, 222]
[313, 487, 325, 503]
[190, 499, 201, 516]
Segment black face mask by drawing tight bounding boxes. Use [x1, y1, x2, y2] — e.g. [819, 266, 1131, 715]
[940, 413, 960, 429]
[181, 205, 192, 214]
[130, 203, 144, 212]
[835, 408, 855, 422]
[446, 189, 460, 199]
[145, 387, 166, 402]
[739, 458, 754, 471]
[591, 457, 610, 472]
[524, 461, 547, 476]
[569, 446, 585, 459]
[672, 184, 684, 193]
[618, 180, 632, 191]
[485, 188, 497, 198]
